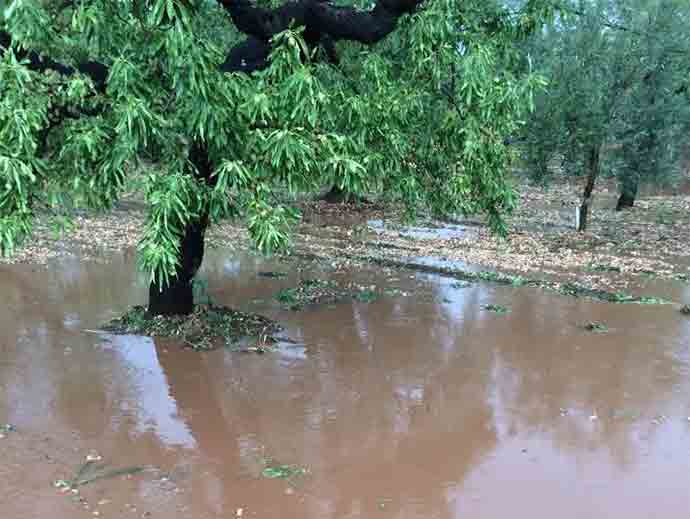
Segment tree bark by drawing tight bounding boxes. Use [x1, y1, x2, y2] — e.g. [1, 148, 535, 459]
[321, 185, 360, 203]
[147, 216, 208, 317]
[616, 173, 639, 211]
[147, 141, 215, 317]
[577, 144, 601, 232]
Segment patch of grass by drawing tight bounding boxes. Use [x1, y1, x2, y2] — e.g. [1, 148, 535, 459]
[317, 253, 676, 306]
[353, 289, 379, 303]
[259, 457, 308, 483]
[275, 278, 343, 310]
[275, 278, 383, 310]
[555, 283, 670, 305]
[635, 296, 672, 305]
[262, 465, 306, 479]
[383, 287, 408, 297]
[584, 321, 609, 333]
[483, 304, 509, 314]
[510, 275, 528, 287]
[103, 305, 281, 351]
[476, 271, 503, 283]
[275, 287, 300, 308]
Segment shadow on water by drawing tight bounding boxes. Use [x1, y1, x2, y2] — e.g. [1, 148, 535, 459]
[1, 248, 690, 518]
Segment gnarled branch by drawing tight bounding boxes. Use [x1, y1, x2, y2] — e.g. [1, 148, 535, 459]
[218, 0, 424, 73]
[0, 30, 109, 92]
[307, 0, 422, 44]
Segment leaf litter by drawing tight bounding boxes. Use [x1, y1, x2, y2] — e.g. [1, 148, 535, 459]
[102, 304, 281, 351]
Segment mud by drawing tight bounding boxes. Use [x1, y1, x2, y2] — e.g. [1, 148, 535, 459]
[1, 250, 690, 518]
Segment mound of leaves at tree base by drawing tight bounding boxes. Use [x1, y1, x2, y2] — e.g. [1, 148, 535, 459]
[102, 305, 282, 351]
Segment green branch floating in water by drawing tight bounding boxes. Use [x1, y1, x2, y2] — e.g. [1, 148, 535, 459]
[483, 304, 510, 314]
[54, 460, 145, 491]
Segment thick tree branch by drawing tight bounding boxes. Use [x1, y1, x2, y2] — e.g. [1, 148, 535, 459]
[0, 30, 109, 92]
[218, 0, 291, 41]
[219, 0, 422, 43]
[308, 0, 422, 44]
[220, 35, 272, 72]
[218, 0, 423, 74]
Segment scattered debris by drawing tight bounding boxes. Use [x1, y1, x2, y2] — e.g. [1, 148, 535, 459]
[275, 279, 382, 310]
[585, 264, 622, 273]
[610, 409, 641, 420]
[102, 305, 281, 351]
[583, 321, 609, 333]
[483, 304, 509, 314]
[378, 498, 393, 510]
[54, 460, 145, 491]
[260, 457, 308, 482]
[258, 271, 287, 279]
[0, 423, 16, 438]
[261, 465, 306, 479]
[325, 253, 675, 305]
[681, 304, 690, 315]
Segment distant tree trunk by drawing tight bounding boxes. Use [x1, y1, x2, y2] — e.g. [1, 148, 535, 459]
[616, 172, 639, 211]
[147, 141, 214, 317]
[576, 144, 601, 232]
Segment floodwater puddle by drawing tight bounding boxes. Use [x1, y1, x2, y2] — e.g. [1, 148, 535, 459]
[1, 249, 690, 518]
[368, 219, 473, 240]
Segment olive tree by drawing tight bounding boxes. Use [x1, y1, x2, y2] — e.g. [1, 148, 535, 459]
[1, 0, 550, 316]
[521, 0, 690, 230]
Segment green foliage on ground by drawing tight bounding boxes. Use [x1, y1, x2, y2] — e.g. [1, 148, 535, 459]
[103, 304, 281, 350]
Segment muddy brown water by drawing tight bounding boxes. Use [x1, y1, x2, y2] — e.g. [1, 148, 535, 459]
[1, 250, 690, 519]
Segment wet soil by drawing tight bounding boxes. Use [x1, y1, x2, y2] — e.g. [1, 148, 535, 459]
[1, 249, 690, 518]
[3, 178, 687, 298]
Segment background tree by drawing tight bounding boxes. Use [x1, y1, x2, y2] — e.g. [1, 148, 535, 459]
[520, 0, 690, 230]
[1, 0, 551, 316]
[609, 0, 690, 210]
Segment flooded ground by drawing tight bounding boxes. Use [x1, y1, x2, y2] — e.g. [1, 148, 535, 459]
[1, 249, 690, 519]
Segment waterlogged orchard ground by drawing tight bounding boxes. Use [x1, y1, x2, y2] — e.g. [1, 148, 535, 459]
[1, 239, 690, 518]
[3, 178, 689, 301]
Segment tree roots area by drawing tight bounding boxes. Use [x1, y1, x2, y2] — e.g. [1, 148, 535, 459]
[103, 305, 282, 352]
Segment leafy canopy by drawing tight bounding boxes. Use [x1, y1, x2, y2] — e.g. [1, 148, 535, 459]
[521, 0, 690, 186]
[1, 0, 552, 286]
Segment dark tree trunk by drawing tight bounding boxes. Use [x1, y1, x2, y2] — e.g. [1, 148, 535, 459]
[616, 173, 639, 211]
[577, 144, 601, 232]
[321, 185, 359, 203]
[147, 141, 215, 317]
[147, 216, 208, 316]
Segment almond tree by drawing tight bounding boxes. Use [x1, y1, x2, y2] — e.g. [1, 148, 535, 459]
[1, 0, 549, 316]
